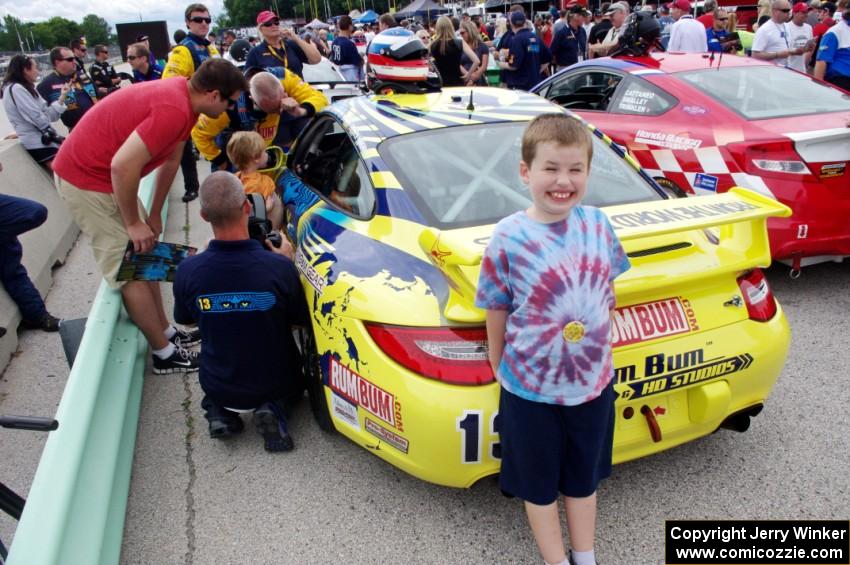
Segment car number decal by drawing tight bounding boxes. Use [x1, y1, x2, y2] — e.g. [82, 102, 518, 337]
[456, 410, 500, 464]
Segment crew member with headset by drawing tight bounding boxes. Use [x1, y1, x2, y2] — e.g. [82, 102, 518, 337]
[162, 2, 219, 203]
[192, 67, 327, 171]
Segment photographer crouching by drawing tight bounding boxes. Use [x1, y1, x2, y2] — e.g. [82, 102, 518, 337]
[173, 171, 308, 452]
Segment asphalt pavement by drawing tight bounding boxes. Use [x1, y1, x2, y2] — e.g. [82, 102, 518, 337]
[1, 169, 848, 565]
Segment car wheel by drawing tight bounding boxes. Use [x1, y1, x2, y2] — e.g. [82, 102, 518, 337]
[653, 176, 689, 198]
[300, 329, 336, 433]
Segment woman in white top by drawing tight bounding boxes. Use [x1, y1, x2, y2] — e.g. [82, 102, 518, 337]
[1, 55, 68, 171]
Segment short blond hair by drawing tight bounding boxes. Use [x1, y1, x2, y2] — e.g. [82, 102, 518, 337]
[521, 113, 593, 166]
[226, 131, 266, 170]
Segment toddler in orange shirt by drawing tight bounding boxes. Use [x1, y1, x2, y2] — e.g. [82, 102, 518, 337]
[226, 131, 283, 230]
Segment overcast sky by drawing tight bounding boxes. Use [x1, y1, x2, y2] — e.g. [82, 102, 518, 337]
[0, 0, 226, 41]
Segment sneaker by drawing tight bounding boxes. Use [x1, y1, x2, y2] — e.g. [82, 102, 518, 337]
[253, 402, 294, 452]
[568, 551, 599, 565]
[170, 326, 201, 348]
[208, 414, 244, 438]
[182, 189, 199, 203]
[152, 345, 199, 375]
[21, 313, 61, 332]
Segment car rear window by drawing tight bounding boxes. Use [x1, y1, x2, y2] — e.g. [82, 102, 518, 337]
[378, 121, 663, 230]
[677, 65, 850, 120]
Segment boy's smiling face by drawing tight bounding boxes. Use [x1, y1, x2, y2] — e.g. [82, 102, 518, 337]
[520, 141, 589, 223]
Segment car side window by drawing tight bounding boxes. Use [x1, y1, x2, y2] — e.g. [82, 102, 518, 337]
[610, 78, 676, 116]
[545, 71, 624, 112]
[289, 116, 375, 219]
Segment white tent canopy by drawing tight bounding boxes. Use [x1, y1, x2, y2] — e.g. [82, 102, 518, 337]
[306, 18, 332, 29]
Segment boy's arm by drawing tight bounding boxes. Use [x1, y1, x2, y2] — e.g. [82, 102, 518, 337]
[485, 309, 508, 375]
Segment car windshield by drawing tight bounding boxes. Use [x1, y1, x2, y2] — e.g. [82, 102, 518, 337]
[378, 121, 663, 230]
[676, 65, 850, 120]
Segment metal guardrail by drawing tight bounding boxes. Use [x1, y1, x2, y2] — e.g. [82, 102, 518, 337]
[7, 175, 164, 565]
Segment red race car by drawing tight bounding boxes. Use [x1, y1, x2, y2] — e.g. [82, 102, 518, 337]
[532, 53, 850, 271]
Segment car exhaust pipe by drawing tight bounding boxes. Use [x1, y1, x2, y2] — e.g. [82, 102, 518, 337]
[719, 404, 764, 433]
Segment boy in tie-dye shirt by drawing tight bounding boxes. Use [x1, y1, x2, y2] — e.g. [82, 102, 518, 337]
[475, 114, 630, 565]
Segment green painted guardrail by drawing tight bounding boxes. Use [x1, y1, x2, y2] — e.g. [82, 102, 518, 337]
[7, 175, 165, 565]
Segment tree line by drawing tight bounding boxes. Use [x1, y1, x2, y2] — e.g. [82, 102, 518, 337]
[0, 14, 111, 53]
[217, 0, 398, 27]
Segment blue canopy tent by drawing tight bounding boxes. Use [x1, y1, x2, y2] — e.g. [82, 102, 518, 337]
[394, 0, 449, 19]
[355, 10, 380, 23]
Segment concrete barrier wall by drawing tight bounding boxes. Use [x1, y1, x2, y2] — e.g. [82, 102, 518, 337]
[0, 139, 79, 373]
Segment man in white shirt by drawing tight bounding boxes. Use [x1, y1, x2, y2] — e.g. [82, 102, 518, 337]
[588, 1, 629, 57]
[752, 0, 807, 65]
[668, 0, 709, 52]
[786, 2, 815, 71]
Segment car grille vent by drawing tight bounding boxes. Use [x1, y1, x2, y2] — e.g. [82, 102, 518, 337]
[627, 242, 692, 258]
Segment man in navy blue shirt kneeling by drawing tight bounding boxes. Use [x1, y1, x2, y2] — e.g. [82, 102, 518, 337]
[173, 171, 309, 452]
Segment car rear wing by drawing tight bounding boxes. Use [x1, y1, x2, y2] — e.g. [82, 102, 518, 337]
[419, 188, 790, 323]
[605, 187, 790, 245]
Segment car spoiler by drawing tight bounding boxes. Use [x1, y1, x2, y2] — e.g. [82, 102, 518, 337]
[419, 188, 791, 323]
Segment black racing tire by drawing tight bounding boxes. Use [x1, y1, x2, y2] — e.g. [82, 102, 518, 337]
[653, 176, 689, 198]
[300, 329, 336, 433]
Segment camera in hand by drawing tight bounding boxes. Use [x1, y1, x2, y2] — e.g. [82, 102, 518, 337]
[246, 193, 282, 248]
[41, 127, 65, 146]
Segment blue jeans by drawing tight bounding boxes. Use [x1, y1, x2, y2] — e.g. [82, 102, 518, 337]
[0, 194, 48, 321]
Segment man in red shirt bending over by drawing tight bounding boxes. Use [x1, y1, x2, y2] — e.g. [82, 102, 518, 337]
[53, 58, 248, 374]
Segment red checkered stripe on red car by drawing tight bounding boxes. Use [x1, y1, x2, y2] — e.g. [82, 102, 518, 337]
[628, 145, 738, 195]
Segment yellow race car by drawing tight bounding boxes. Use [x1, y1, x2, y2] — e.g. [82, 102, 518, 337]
[279, 87, 791, 488]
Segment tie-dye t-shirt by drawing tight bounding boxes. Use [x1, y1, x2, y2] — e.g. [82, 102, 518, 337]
[475, 207, 630, 406]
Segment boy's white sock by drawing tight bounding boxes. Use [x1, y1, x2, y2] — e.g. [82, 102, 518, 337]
[164, 325, 177, 339]
[544, 559, 568, 565]
[571, 549, 596, 565]
[153, 342, 176, 359]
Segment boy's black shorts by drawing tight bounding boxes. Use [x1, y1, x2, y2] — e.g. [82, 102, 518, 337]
[498, 380, 615, 505]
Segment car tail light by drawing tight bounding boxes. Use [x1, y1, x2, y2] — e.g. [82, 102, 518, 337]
[736, 269, 777, 322]
[365, 323, 494, 385]
[727, 140, 812, 178]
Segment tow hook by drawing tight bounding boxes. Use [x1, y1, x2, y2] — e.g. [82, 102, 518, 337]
[789, 254, 802, 279]
[640, 405, 662, 443]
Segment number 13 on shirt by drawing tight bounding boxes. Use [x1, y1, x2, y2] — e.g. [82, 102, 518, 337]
[456, 410, 501, 464]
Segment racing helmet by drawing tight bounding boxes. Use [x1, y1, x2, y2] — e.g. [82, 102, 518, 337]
[611, 11, 661, 57]
[366, 27, 440, 94]
[229, 39, 251, 64]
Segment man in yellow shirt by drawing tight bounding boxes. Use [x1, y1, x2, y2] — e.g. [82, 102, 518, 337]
[192, 70, 327, 171]
[163, 3, 220, 202]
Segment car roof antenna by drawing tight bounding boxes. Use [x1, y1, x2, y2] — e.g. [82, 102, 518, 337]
[466, 89, 475, 113]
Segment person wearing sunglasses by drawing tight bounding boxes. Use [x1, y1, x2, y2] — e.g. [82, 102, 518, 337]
[37, 46, 96, 131]
[752, 0, 803, 65]
[90, 44, 123, 97]
[52, 59, 249, 376]
[706, 8, 739, 52]
[245, 10, 321, 81]
[70, 38, 97, 87]
[127, 43, 163, 82]
[163, 3, 219, 203]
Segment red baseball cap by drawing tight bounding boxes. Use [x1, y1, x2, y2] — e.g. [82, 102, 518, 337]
[791, 2, 810, 12]
[256, 10, 279, 25]
[670, 0, 692, 10]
